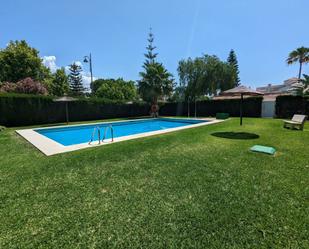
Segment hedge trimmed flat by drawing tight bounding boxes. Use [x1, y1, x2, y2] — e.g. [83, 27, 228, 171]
[250, 145, 276, 155]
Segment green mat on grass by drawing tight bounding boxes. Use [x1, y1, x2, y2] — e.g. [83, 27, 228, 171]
[250, 145, 276, 155]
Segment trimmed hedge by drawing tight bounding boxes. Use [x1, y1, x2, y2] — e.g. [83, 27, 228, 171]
[0, 94, 263, 127]
[160, 97, 263, 117]
[0, 94, 150, 127]
[275, 95, 309, 118]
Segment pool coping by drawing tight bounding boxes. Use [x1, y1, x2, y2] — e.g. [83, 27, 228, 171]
[16, 117, 224, 156]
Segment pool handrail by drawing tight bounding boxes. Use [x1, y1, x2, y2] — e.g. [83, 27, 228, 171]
[88, 126, 101, 145]
[102, 124, 114, 142]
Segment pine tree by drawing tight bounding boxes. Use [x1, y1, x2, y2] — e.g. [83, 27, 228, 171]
[68, 62, 84, 95]
[143, 28, 158, 67]
[227, 49, 240, 86]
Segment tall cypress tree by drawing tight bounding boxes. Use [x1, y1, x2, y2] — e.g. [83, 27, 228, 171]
[68, 62, 84, 95]
[227, 49, 240, 86]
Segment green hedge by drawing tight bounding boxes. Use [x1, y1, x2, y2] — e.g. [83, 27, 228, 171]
[0, 94, 264, 127]
[275, 95, 309, 118]
[0, 94, 150, 127]
[160, 97, 263, 117]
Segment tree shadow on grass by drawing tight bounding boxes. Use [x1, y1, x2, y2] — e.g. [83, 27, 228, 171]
[211, 132, 259, 140]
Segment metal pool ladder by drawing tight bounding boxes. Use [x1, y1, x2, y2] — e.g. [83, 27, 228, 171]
[102, 124, 114, 142]
[89, 126, 101, 145]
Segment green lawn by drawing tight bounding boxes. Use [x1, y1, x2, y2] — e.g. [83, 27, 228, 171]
[0, 118, 308, 248]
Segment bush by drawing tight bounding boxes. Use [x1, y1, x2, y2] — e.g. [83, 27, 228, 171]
[0, 78, 48, 95]
[0, 82, 16, 93]
[15, 78, 48, 95]
[275, 95, 309, 118]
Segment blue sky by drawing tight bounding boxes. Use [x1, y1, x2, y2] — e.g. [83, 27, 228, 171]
[1, 0, 308, 89]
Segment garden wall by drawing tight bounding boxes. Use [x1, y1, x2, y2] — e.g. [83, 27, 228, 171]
[275, 95, 309, 118]
[160, 97, 263, 118]
[0, 94, 150, 127]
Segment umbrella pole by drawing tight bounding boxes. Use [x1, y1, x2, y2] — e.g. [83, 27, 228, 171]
[240, 93, 243, 125]
[187, 99, 190, 117]
[194, 97, 197, 118]
[66, 102, 69, 124]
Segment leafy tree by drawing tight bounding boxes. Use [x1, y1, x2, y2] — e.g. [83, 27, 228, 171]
[68, 63, 84, 96]
[51, 68, 69, 96]
[90, 79, 103, 94]
[94, 78, 137, 101]
[227, 49, 240, 86]
[178, 55, 235, 99]
[178, 57, 204, 102]
[0, 40, 49, 82]
[169, 86, 186, 102]
[138, 29, 174, 104]
[120, 80, 137, 100]
[286, 47, 309, 80]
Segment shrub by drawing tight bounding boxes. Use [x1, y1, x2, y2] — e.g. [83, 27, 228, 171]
[15, 78, 48, 95]
[0, 82, 17, 93]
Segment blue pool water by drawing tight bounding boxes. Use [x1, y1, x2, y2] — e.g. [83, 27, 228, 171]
[35, 118, 207, 146]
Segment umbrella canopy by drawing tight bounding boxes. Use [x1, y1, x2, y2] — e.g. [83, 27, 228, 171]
[53, 96, 77, 102]
[221, 85, 263, 96]
[221, 85, 263, 125]
[53, 95, 78, 124]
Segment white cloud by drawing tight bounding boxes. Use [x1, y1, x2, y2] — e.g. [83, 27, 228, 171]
[42, 56, 97, 92]
[74, 61, 83, 67]
[82, 72, 97, 92]
[42, 56, 58, 73]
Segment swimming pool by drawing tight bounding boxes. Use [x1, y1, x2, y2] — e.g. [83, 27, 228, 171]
[17, 118, 222, 155]
[36, 118, 207, 146]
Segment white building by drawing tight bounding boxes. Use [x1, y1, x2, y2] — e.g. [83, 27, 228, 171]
[256, 77, 298, 98]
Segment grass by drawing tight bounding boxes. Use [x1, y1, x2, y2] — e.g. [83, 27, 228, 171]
[0, 118, 308, 248]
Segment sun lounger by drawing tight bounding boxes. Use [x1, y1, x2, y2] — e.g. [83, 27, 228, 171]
[283, 114, 307, 131]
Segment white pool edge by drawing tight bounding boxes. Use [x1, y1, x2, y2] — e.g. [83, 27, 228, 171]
[16, 118, 225, 156]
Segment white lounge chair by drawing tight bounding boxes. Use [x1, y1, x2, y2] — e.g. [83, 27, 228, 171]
[283, 114, 307, 131]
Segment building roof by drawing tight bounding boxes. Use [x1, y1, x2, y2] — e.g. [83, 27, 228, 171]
[256, 78, 299, 94]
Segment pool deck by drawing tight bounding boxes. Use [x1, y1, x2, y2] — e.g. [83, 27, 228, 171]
[16, 117, 225, 156]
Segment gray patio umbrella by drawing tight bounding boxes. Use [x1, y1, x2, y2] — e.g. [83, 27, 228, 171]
[221, 85, 263, 125]
[53, 95, 77, 124]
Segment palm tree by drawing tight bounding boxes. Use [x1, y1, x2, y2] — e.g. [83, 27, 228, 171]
[286, 47, 309, 80]
[138, 62, 174, 105]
